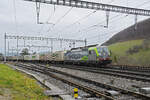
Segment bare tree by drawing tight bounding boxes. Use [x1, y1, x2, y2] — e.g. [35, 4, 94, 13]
[20, 48, 30, 56]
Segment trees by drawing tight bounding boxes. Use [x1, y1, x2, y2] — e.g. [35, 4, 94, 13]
[32, 52, 36, 55]
[20, 48, 30, 56]
[0, 53, 3, 57]
[0, 53, 3, 61]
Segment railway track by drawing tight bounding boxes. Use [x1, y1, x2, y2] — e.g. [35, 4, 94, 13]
[14, 63, 115, 100]
[93, 67, 150, 77]
[14, 62, 150, 100]
[109, 65, 150, 72]
[44, 64, 150, 82]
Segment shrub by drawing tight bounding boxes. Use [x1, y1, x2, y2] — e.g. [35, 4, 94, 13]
[142, 39, 150, 50]
[126, 45, 142, 54]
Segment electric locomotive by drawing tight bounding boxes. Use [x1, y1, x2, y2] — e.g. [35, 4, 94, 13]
[8, 45, 111, 66]
[64, 45, 111, 65]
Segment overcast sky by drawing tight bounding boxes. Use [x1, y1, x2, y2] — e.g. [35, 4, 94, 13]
[0, 0, 150, 54]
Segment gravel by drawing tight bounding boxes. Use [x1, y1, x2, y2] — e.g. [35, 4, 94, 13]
[15, 65, 102, 100]
[48, 70, 140, 100]
[14, 63, 150, 99]
[48, 65, 150, 97]
[21, 63, 143, 99]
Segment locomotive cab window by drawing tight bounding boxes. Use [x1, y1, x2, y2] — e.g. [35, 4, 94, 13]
[89, 51, 91, 55]
[92, 50, 96, 55]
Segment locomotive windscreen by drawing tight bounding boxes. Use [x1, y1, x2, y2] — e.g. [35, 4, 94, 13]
[97, 47, 110, 57]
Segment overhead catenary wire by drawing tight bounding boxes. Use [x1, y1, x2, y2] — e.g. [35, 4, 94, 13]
[86, 14, 132, 39]
[65, 10, 97, 27]
[47, 4, 56, 23]
[73, 14, 117, 39]
[35, 1, 41, 24]
[86, 16, 143, 44]
[39, 4, 56, 34]
[75, 1, 145, 34]
[13, 0, 18, 33]
[71, 0, 150, 40]
[87, 25, 125, 45]
[28, 0, 150, 49]
[68, 14, 121, 38]
[129, 0, 150, 8]
[37, 0, 150, 42]
[47, 7, 73, 32]
[13, 0, 150, 49]
[54, 10, 97, 35]
[48, 0, 140, 38]
[79, 13, 137, 41]
[55, 7, 73, 26]
[55, 0, 116, 36]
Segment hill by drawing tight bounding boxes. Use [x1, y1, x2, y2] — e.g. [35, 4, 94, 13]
[109, 39, 150, 66]
[103, 18, 150, 46]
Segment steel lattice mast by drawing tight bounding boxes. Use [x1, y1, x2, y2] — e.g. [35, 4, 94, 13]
[5, 34, 86, 43]
[25, 0, 150, 16]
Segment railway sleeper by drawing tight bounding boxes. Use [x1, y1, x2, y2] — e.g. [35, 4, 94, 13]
[15, 63, 150, 100]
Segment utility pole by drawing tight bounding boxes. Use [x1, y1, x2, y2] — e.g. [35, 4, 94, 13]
[4, 33, 6, 62]
[69, 43, 72, 48]
[11, 47, 14, 57]
[106, 10, 110, 28]
[51, 40, 53, 53]
[36, 1, 41, 24]
[60, 40, 62, 49]
[73, 42, 75, 48]
[5, 34, 85, 53]
[24, 39, 26, 47]
[85, 38, 87, 47]
[7, 41, 9, 61]
[17, 36, 19, 62]
[134, 14, 138, 30]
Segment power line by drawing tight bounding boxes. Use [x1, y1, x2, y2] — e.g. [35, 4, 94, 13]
[5, 34, 86, 53]
[54, 10, 97, 35]
[35, 1, 41, 24]
[47, 4, 56, 23]
[87, 28, 121, 45]
[55, 7, 73, 26]
[47, 7, 73, 32]
[5, 34, 85, 43]
[39, 4, 56, 34]
[69, 13, 127, 38]
[75, 13, 133, 40]
[81, 1, 150, 29]
[138, 0, 150, 7]
[13, 0, 18, 33]
[24, 0, 150, 45]
[70, 14, 120, 37]
[86, 15, 139, 44]
[55, 0, 115, 36]
[71, 0, 150, 40]
[85, 15, 130, 39]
